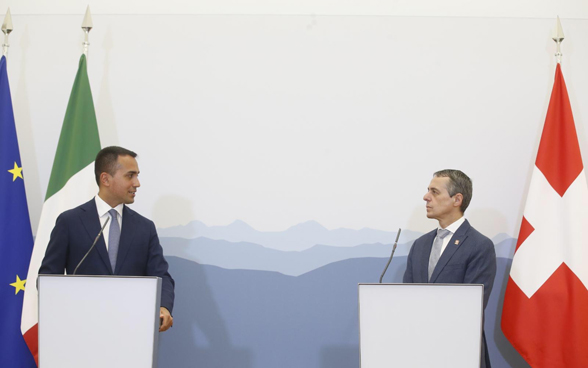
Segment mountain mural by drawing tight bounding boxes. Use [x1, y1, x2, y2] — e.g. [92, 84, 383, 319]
[158, 256, 528, 368]
[161, 236, 412, 276]
[158, 220, 422, 251]
[157, 221, 525, 367]
[160, 236, 518, 276]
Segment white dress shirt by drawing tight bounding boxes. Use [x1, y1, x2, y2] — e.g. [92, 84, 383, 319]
[438, 216, 466, 255]
[95, 195, 124, 251]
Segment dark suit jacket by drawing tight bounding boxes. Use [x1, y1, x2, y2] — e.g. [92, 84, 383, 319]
[403, 219, 496, 368]
[39, 199, 175, 313]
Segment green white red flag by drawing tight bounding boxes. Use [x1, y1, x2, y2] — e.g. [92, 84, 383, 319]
[21, 54, 101, 365]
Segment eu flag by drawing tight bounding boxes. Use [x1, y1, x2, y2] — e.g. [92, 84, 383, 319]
[0, 55, 36, 367]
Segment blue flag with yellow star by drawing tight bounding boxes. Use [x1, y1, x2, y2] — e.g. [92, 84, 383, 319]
[0, 55, 36, 367]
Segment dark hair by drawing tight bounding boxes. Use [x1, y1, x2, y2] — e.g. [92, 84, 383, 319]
[433, 169, 472, 213]
[95, 146, 137, 185]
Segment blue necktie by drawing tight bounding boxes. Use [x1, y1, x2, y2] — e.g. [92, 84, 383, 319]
[428, 228, 451, 281]
[108, 209, 120, 272]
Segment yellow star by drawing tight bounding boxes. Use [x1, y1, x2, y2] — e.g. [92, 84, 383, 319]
[10, 275, 26, 295]
[8, 162, 23, 181]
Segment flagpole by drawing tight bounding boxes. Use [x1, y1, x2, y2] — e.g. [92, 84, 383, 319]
[553, 16, 564, 64]
[502, 15, 588, 367]
[21, 7, 101, 364]
[81, 5, 93, 57]
[2, 8, 13, 57]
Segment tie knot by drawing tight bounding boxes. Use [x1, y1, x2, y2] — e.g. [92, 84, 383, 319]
[109, 209, 118, 220]
[437, 228, 450, 239]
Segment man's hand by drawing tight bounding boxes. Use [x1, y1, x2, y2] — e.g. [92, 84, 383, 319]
[160, 307, 173, 332]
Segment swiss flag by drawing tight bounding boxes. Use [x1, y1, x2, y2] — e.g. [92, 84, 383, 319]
[501, 64, 588, 366]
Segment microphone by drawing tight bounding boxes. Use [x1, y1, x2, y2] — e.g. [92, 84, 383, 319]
[379, 228, 402, 283]
[73, 216, 110, 275]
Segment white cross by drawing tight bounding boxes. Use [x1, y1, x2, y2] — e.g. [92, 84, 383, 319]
[510, 167, 588, 298]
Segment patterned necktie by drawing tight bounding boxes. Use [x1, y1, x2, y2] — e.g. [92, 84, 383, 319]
[108, 209, 120, 272]
[428, 228, 451, 281]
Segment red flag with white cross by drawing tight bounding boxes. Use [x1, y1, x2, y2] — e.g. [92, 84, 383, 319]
[501, 64, 588, 367]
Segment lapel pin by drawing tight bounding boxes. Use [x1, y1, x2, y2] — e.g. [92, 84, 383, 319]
[454, 240, 460, 245]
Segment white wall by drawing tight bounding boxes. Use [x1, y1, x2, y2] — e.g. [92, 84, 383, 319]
[4, 0, 588, 17]
[2, 0, 588, 238]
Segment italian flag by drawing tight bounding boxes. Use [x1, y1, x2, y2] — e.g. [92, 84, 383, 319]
[21, 54, 101, 365]
[501, 64, 588, 366]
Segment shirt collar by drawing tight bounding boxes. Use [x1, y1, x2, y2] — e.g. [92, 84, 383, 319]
[95, 195, 124, 219]
[439, 216, 465, 234]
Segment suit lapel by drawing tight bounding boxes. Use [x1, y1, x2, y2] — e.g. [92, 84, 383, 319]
[79, 199, 113, 274]
[421, 231, 437, 282]
[429, 220, 471, 283]
[114, 205, 135, 274]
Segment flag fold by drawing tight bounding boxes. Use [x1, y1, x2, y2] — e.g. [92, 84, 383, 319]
[0, 55, 36, 368]
[502, 64, 588, 367]
[21, 54, 101, 365]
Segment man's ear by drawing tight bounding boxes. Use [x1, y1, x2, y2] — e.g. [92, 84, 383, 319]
[100, 172, 110, 187]
[453, 193, 463, 208]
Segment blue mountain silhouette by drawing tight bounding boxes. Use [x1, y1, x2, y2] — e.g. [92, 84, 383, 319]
[161, 236, 412, 276]
[158, 220, 421, 251]
[158, 256, 528, 368]
[161, 236, 517, 277]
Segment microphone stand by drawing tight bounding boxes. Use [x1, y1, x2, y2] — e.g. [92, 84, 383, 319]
[73, 216, 110, 275]
[379, 228, 401, 283]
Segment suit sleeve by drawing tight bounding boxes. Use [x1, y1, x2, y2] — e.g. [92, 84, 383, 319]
[463, 237, 496, 309]
[39, 214, 69, 275]
[403, 242, 415, 283]
[146, 221, 175, 313]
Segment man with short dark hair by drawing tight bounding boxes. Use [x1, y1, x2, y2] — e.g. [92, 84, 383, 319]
[40, 146, 175, 331]
[403, 169, 496, 368]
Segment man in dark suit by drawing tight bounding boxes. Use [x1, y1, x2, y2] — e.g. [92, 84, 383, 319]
[39, 146, 175, 331]
[403, 169, 496, 368]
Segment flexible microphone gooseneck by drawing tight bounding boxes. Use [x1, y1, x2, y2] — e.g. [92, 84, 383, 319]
[379, 228, 402, 283]
[73, 216, 110, 275]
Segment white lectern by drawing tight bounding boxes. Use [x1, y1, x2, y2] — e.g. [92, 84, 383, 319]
[38, 275, 162, 368]
[359, 283, 484, 368]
